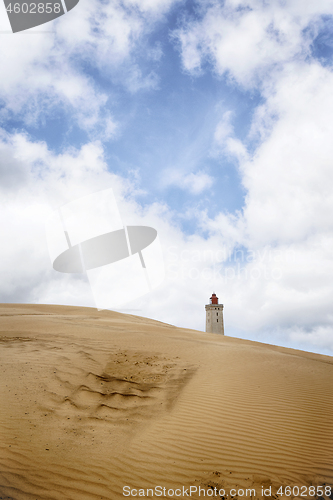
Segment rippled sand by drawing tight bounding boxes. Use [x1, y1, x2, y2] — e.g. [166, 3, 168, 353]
[0, 304, 332, 500]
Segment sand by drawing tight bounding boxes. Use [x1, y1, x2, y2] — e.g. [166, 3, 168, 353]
[0, 304, 332, 500]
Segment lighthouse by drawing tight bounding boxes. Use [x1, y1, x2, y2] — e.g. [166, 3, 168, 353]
[205, 293, 224, 335]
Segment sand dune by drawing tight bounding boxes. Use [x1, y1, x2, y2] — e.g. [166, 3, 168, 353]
[0, 304, 332, 500]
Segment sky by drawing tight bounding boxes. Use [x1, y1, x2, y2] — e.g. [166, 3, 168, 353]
[1, 0, 333, 355]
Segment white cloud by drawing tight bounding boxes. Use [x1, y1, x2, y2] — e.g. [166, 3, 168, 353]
[214, 111, 249, 162]
[174, 0, 333, 86]
[182, 171, 214, 194]
[0, 131, 137, 305]
[0, 0, 180, 134]
[289, 325, 333, 354]
[124, 0, 182, 16]
[241, 62, 333, 246]
[56, 0, 144, 64]
[214, 111, 234, 143]
[122, 66, 159, 93]
[162, 169, 214, 194]
[0, 28, 117, 133]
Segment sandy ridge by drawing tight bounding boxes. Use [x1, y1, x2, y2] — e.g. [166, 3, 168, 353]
[0, 304, 332, 500]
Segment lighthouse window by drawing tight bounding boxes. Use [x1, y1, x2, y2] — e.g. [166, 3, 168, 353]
[217, 312, 218, 316]
[217, 319, 218, 322]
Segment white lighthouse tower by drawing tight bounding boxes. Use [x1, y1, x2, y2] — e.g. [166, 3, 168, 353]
[205, 293, 224, 335]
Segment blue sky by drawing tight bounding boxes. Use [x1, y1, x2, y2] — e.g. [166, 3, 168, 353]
[1, 0, 333, 355]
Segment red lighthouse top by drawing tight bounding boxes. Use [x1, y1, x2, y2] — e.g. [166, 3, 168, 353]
[210, 293, 218, 304]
